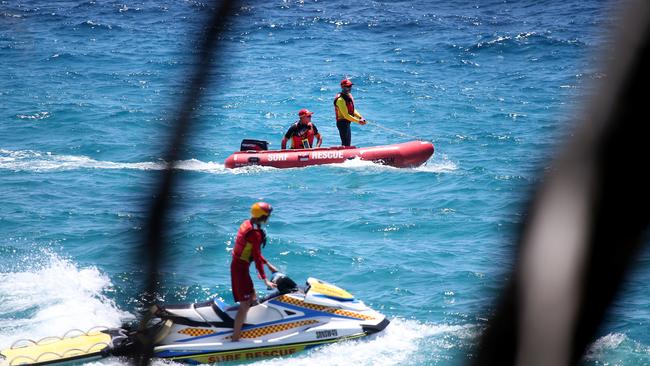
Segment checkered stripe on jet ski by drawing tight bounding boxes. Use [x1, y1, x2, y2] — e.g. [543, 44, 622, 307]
[276, 295, 376, 320]
[226, 319, 319, 339]
[178, 328, 216, 337]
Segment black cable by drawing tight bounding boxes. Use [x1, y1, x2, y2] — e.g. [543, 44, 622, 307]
[134, 1, 238, 365]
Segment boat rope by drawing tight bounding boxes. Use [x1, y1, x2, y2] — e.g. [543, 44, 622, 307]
[366, 120, 433, 142]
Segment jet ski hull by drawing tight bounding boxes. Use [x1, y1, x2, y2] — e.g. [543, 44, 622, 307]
[152, 292, 389, 363]
[224, 140, 434, 169]
[151, 277, 389, 363]
[156, 336, 364, 364]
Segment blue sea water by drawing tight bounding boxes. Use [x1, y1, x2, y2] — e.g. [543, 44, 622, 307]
[2, 0, 648, 365]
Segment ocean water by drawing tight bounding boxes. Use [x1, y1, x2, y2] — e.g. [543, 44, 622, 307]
[1, 0, 648, 365]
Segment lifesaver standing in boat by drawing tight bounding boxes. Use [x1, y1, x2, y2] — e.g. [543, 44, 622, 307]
[334, 79, 366, 146]
[281, 109, 323, 149]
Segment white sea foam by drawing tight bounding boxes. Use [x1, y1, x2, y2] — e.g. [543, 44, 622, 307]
[585, 333, 627, 359]
[254, 318, 477, 366]
[16, 112, 50, 120]
[584, 332, 650, 361]
[0, 149, 228, 173]
[332, 157, 384, 169]
[331, 155, 457, 174]
[0, 252, 133, 349]
[414, 156, 458, 173]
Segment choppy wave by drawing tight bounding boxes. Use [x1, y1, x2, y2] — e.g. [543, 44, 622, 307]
[584, 333, 650, 363]
[0, 149, 227, 173]
[77, 20, 118, 30]
[46, 53, 80, 61]
[470, 32, 586, 51]
[16, 112, 51, 120]
[0, 251, 133, 349]
[1, 12, 22, 18]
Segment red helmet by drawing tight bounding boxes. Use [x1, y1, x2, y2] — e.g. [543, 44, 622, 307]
[340, 79, 353, 87]
[251, 202, 273, 220]
[298, 108, 314, 117]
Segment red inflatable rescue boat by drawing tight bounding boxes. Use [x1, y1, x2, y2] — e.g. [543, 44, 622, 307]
[224, 140, 434, 169]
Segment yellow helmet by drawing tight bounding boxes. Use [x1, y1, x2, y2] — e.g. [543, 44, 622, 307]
[251, 202, 273, 220]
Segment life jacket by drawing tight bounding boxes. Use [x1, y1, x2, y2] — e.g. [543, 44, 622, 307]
[233, 219, 266, 263]
[334, 92, 355, 122]
[290, 121, 316, 149]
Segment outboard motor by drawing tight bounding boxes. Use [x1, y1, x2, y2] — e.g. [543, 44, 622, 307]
[240, 139, 269, 151]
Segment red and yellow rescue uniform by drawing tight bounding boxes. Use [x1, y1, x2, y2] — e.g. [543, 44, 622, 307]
[334, 92, 361, 124]
[334, 91, 364, 146]
[283, 121, 321, 149]
[231, 219, 268, 302]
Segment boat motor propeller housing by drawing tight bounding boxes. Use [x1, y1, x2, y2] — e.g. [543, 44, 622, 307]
[240, 139, 269, 151]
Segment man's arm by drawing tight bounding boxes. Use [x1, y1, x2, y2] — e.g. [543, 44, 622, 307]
[266, 261, 278, 273]
[281, 125, 295, 150]
[282, 123, 296, 150]
[335, 98, 361, 123]
[251, 239, 267, 280]
[353, 109, 365, 124]
[252, 241, 277, 288]
[313, 124, 323, 147]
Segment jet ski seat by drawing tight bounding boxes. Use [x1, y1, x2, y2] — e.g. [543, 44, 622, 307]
[155, 300, 234, 326]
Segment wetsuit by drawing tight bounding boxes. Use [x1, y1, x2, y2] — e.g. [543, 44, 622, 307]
[230, 219, 268, 302]
[283, 121, 320, 149]
[334, 92, 363, 146]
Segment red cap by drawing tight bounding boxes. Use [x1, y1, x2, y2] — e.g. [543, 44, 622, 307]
[340, 79, 354, 87]
[298, 108, 314, 117]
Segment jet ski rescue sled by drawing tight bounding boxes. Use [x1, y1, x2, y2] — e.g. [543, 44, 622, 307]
[225, 139, 434, 169]
[1, 274, 389, 365]
[0, 328, 132, 366]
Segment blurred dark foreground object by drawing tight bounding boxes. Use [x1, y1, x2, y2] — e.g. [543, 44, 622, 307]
[473, 1, 650, 365]
[135, 1, 238, 365]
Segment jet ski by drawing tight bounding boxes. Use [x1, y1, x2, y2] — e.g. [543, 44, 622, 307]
[1, 273, 389, 365]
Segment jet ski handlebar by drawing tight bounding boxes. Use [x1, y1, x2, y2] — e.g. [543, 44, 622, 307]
[268, 272, 300, 295]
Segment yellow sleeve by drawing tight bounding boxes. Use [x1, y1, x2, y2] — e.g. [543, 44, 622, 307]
[336, 97, 360, 123]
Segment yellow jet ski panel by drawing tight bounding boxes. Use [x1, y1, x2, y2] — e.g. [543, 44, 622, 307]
[0, 328, 123, 366]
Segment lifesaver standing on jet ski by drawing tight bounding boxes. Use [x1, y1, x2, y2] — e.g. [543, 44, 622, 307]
[230, 202, 278, 341]
[281, 109, 323, 149]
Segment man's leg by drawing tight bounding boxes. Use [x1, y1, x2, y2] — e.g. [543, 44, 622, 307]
[232, 298, 252, 341]
[346, 122, 352, 146]
[337, 120, 351, 146]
